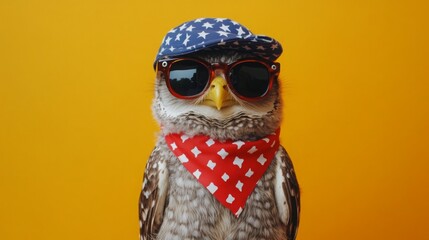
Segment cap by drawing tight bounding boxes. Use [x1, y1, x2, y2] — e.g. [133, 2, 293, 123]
[154, 18, 282, 66]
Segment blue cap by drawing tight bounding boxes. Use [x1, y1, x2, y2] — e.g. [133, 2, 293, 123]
[154, 18, 282, 65]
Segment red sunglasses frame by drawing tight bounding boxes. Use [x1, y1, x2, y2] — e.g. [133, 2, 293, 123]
[156, 57, 280, 101]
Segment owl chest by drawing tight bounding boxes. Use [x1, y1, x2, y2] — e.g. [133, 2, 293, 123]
[157, 143, 285, 240]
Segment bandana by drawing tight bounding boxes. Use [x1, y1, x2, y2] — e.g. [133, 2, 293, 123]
[165, 129, 280, 217]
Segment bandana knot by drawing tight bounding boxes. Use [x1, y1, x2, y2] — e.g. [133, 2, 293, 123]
[165, 129, 280, 217]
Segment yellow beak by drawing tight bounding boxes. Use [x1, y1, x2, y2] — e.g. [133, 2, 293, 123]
[202, 76, 235, 110]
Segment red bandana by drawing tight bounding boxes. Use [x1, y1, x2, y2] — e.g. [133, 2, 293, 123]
[165, 129, 280, 217]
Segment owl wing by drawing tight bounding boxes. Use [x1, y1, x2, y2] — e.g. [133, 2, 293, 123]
[274, 146, 301, 240]
[139, 146, 169, 240]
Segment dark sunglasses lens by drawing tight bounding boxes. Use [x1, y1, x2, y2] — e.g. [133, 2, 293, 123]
[169, 60, 209, 97]
[230, 62, 270, 98]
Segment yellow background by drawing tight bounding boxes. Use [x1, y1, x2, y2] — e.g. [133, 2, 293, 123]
[1, 0, 428, 239]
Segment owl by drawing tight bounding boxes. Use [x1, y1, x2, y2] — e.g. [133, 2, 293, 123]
[139, 18, 300, 240]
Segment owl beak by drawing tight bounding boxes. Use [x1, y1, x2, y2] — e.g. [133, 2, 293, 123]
[202, 76, 235, 110]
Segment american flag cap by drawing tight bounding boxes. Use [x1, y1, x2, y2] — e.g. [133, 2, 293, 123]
[154, 18, 283, 66]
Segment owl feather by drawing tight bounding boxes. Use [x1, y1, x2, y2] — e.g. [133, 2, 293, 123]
[139, 51, 300, 240]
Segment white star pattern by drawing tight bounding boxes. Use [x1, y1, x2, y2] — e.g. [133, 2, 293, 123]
[194, 18, 205, 22]
[193, 169, 202, 179]
[248, 146, 258, 154]
[230, 20, 239, 25]
[245, 33, 253, 38]
[207, 160, 216, 170]
[158, 47, 165, 55]
[175, 33, 182, 41]
[165, 36, 172, 45]
[257, 154, 267, 165]
[245, 168, 254, 177]
[217, 39, 226, 46]
[217, 148, 229, 159]
[226, 194, 235, 204]
[233, 140, 245, 149]
[206, 138, 215, 147]
[191, 146, 201, 157]
[271, 43, 279, 50]
[179, 23, 187, 31]
[215, 18, 226, 22]
[235, 207, 243, 216]
[186, 25, 195, 32]
[183, 34, 191, 46]
[220, 24, 230, 32]
[221, 173, 230, 182]
[178, 154, 189, 163]
[181, 135, 189, 142]
[207, 182, 218, 194]
[186, 45, 196, 50]
[170, 142, 177, 150]
[217, 31, 230, 37]
[202, 22, 214, 29]
[197, 31, 209, 39]
[236, 26, 246, 36]
[233, 157, 244, 168]
[169, 46, 175, 52]
[235, 180, 243, 192]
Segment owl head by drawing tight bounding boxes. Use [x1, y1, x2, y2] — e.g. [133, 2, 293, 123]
[152, 18, 284, 141]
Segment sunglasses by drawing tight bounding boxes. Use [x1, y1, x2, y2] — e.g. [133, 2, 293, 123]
[156, 57, 280, 101]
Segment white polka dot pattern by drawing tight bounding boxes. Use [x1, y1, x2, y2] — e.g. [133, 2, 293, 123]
[165, 129, 280, 217]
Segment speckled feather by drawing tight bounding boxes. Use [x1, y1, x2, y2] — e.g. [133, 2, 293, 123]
[139, 51, 300, 240]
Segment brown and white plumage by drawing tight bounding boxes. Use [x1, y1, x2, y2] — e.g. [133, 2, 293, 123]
[139, 51, 300, 240]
